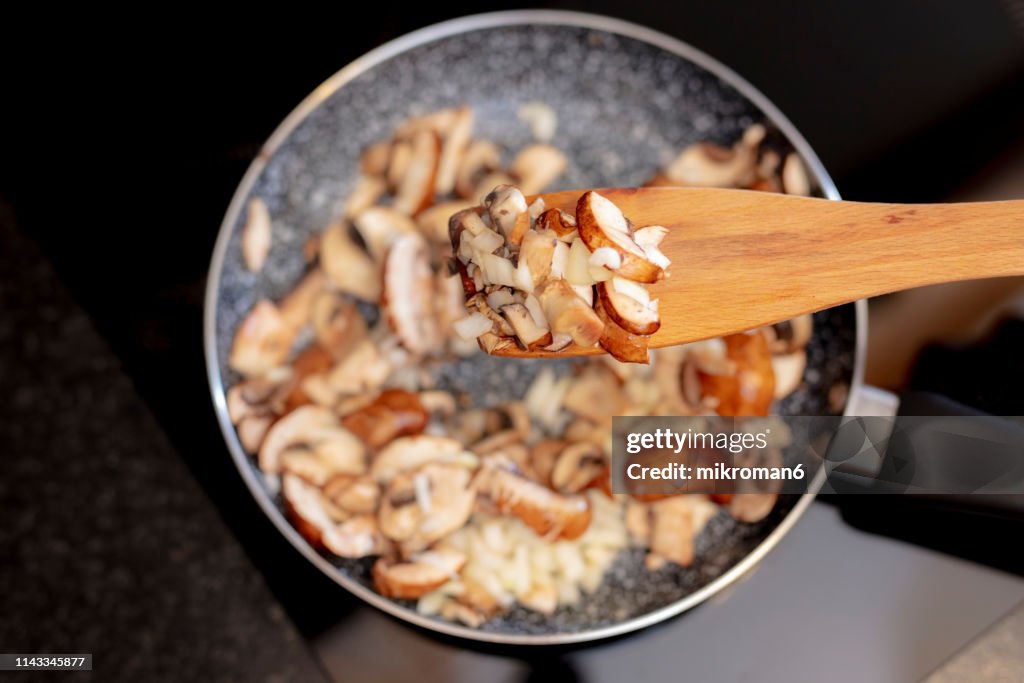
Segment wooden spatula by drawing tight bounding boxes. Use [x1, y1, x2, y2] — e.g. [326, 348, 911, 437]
[492, 187, 1024, 358]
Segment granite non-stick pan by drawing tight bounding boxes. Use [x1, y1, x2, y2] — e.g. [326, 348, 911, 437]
[204, 11, 870, 644]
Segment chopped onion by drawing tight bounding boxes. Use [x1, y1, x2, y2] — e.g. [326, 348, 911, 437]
[480, 253, 517, 288]
[528, 197, 546, 220]
[471, 227, 505, 254]
[453, 313, 493, 340]
[523, 294, 548, 328]
[550, 241, 569, 279]
[634, 225, 668, 248]
[566, 238, 594, 286]
[514, 259, 534, 293]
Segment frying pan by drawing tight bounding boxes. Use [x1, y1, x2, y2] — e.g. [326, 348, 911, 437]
[204, 10, 871, 644]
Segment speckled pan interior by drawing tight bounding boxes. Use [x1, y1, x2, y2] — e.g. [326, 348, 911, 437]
[208, 17, 856, 639]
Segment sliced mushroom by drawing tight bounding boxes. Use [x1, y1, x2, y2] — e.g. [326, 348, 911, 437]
[660, 137, 757, 188]
[361, 140, 392, 177]
[242, 197, 272, 272]
[500, 303, 552, 349]
[379, 463, 475, 554]
[771, 350, 806, 399]
[320, 222, 381, 302]
[382, 234, 442, 355]
[282, 344, 334, 413]
[520, 584, 558, 615]
[455, 140, 501, 199]
[766, 314, 813, 354]
[237, 415, 275, 454]
[698, 332, 776, 416]
[595, 296, 650, 363]
[434, 106, 474, 195]
[596, 279, 661, 336]
[648, 495, 718, 567]
[229, 300, 293, 377]
[282, 474, 385, 558]
[227, 371, 292, 425]
[259, 405, 366, 476]
[473, 171, 517, 204]
[517, 229, 559, 289]
[344, 175, 387, 218]
[510, 144, 567, 195]
[326, 338, 392, 397]
[528, 439, 568, 487]
[576, 191, 664, 283]
[310, 291, 367, 360]
[728, 492, 778, 523]
[373, 548, 467, 599]
[370, 435, 468, 483]
[473, 462, 592, 540]
[386, 139, 413, 190]
[483, 185, 528, 241]
[562, 366, 625, 422]
[351, 206, 417, 262]
[341, 389, 428, 449]
[550, 442, 605, 494]
[466, 293, 515, 337]
[393, 129, 441, 215]
[416, 200, 476, 244]
[535, 208, 578, 241]
[535, 278, 604, 348]
[324, 474, 380, 514]
[782, 153, 811, 196]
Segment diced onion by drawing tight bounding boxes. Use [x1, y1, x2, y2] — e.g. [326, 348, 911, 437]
[453, 313, 493, 340]
[566, 238, 595, 286]
[487, 289, 516, 310]
[523, 294, 548, 328]
[480, 253, 517, 288]
[470, 228, 505, 254]
[550, 241, 569, 279]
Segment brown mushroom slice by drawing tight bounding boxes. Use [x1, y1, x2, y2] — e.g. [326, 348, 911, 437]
[782, 153, 811, 196]
[595, 296, 650, 364]
[370, 435, 467, 483]
[386, 139, 413, 190]
[698, 332, 776, 416]
[482, 184, 528, 241]
[361, 140, 391, 177]
[259, 405, 367, 475]
[536, 207, 578, 242]
[648, 495, 719, 567]
[550, 442, 606, 494]
[320, 222, 381, 302]
[341, 389, 428, 449]
[517, 228, 559, 290]
[229, 300, 293, 377]
[500, 303, 552, 350]
[237, 415, 275, 454]
[473, 464, 592, 540]
[510, 144, 567, 195]
[373, 548, 467, 599]
[596, 279, 661, 336]
[278, 268, 329, 332]
[393, 129, 441, 215]
[416, 200, 476, 245]
[576, 191, 664, 283]
[382, 234, 442, 354]
[282, 474, 384, 558]
[282, 344, 335, 413]
[351, 206, 417, 262]
[728, 492, 778, 523]
[379, 464, 475, 554]
[455, 140, 502, 199]
[529, 439, 568, 487]
[535, 278, 604, 348]
[310, 291, 367, 360]
[227, 372, 292, 425]
[661, 139, 757, 188]
[434, 106, 474, 195]
[326, 338, 392, 397]
[766, 314, 813, 354]
[344, 175, 387, 218]
[324, 474, 380, 514]
[632, 225, 672, 270]
[771, 350, 807, 399]
[562, 366, 626, 422]
[242, 197, 272, 272]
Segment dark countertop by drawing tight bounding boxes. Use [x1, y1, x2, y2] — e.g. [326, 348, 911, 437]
[0, 205, 329, 683]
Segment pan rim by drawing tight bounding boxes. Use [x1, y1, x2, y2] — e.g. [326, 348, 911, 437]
[203, 9, 866, 645]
